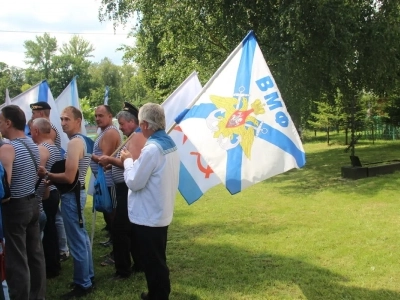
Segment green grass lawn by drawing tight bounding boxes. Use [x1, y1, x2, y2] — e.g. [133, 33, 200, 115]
[46, 140, 400, 299]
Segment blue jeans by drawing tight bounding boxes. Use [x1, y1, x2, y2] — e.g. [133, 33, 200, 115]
[61, 190, 94, 289]
[2, 280, 10, 300]
[39, 210, 47, 240]
[56, 206, 69, 254]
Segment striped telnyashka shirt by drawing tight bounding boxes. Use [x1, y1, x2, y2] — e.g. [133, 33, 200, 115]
[90, 125, 120, 187]
[111, 147, 126, 184]
[67, 134, 91, 186]
[9, 137, 40, 198]
[37, 142, 63, 197]
[50, 122, 62, 149]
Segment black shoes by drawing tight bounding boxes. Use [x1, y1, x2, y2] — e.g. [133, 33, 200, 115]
[131, 264, 144, 275]
[68, 278, 95, 289]
[60, 252, 70, 262]
[140, 292, 149, 300]
[61, 285, 94, 299]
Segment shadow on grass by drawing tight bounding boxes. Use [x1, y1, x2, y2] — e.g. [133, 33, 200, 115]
[264, 142, 400, 197]
[169, 221, 400, 299]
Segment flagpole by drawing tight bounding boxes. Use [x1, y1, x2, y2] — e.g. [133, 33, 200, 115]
[166, 30, 254, 135]
[5, 89, 11, 106]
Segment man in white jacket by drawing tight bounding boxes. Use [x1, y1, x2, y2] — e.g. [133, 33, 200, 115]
[121, 103, 179, 300]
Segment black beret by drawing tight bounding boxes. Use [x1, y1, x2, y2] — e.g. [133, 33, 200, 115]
[123, 102, 139, 119]
[30, 101, 51, 110]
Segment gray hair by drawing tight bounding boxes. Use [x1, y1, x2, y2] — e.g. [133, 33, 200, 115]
[116, 111, 138, 124]
[32, 118, 51, 134]
[138, 103, 165, 131]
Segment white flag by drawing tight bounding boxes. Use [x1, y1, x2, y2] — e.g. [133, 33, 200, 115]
[1, 81, 68, 150]
[162, 72, 221, 204]
[179, 31, 306, 195]
[55, 77, 87, 135]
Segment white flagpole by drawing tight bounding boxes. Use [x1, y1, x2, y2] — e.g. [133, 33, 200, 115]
[5, 89, 11, 106]
[166, 31, 253, 134]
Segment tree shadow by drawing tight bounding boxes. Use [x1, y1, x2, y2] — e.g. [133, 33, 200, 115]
[169, 220, 400, 299]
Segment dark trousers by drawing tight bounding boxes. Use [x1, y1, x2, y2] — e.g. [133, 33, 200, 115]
[3, 195, 46, 300]
[133, 224, 170, 300]
[112, 182, 143, 276]
[42, 189, 61, 277]
[103, 186, 116, 240]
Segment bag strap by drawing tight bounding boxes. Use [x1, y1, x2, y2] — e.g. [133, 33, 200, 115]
[14, 139, 38, 173]
[14, 139, 41, 190]
[75, 180, 83, 228]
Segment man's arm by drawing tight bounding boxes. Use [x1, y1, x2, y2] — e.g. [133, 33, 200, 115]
[38, 145, 50, 199]
[127, 132, 147, 161]
[45, 138, 83, 184]
[0, 144, 14, 184]
[98, 155, 123, 168]
[122, 145, 157, 192]
[49, 128, 57, 144]
[92, 129, 121, 162]
[38, 145, 50, 167]
[98, 132, 146, 168]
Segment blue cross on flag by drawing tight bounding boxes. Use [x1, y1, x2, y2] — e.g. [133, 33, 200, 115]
[178, 31, 306, 194]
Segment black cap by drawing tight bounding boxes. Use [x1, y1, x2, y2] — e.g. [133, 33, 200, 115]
[30, 101, 51, 110]
[123, 102, 139, 119]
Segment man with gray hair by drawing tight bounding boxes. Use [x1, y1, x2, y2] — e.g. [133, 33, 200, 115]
[98, 102, 146, 279]
[30, 117, 63, 278]
[121, 103, 180, 300]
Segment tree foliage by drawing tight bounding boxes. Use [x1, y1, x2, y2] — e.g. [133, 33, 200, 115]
[99, 0, 400, 126]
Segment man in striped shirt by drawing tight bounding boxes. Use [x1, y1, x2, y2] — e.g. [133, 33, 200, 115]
[38, 107, 94, 299]
[30, 101, 70, 262]
[0, 105, 46, 300]
[30, 101, 62, 148]
[30, 118, 63, 279]
[90, 105, 121, 248]
[98, 102, 146, 280]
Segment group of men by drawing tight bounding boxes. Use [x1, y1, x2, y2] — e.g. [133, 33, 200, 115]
[0, 100, 180, 300]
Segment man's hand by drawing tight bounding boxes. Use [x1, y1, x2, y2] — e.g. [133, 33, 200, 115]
[120, 149, 132, 163]
[98, 155, 110, 167]
[38, 166, 48, 178]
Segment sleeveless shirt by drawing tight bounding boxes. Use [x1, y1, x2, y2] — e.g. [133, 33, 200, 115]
[67, 134, 91, 186]
[111, 127, 142, 184]
[9, 137, 40, 198]
[90, 125, 120, 187]
[111, 146, 126, 184]
[37, 142, 62, 197]
[50, 122, 61, 149]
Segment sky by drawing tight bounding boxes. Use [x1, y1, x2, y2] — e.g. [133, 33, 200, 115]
[0, 0, 134, 68]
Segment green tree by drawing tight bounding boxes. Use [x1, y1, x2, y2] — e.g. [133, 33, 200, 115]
[88, 58, 123, 113]
[80, 96, 95, 124]
[24, 33, 57, 80]
[308, 100, 343, 145]
[0, 62, 25, 100]
[60, 35, 95, 59]
[99, 0, 400, 126]
[119, 64, 156, 107]
[23, 34, 94, 98]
